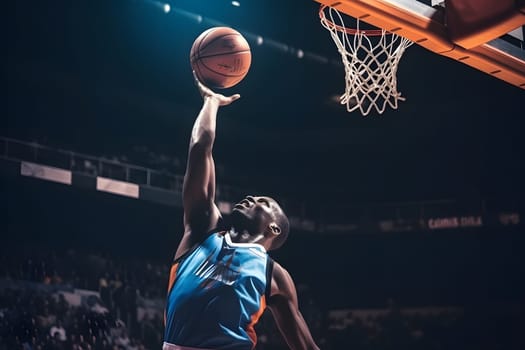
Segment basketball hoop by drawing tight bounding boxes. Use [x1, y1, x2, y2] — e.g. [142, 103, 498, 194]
[319, 5, 413, 116]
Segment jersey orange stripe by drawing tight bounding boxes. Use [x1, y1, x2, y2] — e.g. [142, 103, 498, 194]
[246, 294, 266, 348]
[165, 262, 180, 326]
[167, 262, 180, 294]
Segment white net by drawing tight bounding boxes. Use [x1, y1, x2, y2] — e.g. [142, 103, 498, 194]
[320, 6, 413, 116]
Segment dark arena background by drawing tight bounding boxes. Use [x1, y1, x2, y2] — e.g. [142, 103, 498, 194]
[3, 1, 525, 349]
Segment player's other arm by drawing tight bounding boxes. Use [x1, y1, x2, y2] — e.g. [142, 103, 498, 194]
[175, 74, 240, 259]
[267, 263, 321, 350]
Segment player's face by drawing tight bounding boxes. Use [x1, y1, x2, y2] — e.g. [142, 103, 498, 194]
[231, 195, 277, 231]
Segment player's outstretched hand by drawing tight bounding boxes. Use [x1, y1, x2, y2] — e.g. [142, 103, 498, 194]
[193, 71, 240, 106]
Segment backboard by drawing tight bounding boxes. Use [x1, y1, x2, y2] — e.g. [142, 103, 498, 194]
[314, 0, 525, 90]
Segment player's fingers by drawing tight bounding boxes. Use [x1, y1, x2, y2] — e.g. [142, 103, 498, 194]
[219, 94, 240, 106]
[192, 70, 200, 85]
[192, 71, 207, 93]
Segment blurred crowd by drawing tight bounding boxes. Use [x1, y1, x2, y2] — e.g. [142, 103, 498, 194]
[0, 285, 164, 350]
[1, 250, 166, 350]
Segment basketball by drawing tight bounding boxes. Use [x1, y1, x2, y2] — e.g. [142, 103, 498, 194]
[190, 27, 251, 89]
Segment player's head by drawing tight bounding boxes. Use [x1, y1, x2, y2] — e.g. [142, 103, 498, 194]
[231, 195, 289, 250]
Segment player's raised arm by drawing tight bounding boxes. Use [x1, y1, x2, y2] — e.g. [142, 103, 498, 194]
[176, 73, 240, 258]
[267, 263, 321, 350]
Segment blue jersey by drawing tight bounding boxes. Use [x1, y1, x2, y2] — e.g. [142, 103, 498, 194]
[164, 232, 273, 350]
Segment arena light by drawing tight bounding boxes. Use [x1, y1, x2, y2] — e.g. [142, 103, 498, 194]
[163, 3, 171, 13]
[231, 1, 240, 7]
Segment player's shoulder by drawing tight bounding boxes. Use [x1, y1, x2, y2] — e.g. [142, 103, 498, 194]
[269, 261, 296, 297]
[173, 228, 225, 262]
[271, 261, 288, 279]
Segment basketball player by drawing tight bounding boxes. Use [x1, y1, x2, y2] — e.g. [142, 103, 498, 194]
[163, 74, 320, 350]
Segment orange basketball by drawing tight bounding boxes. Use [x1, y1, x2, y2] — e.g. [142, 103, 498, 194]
[190, 27, 251, 89]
